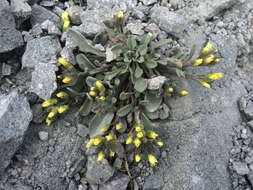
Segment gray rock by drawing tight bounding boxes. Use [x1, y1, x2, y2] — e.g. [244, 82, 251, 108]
[41, 20, 61, 36]
[30, 24, 43, 37]
[0, 91, 32, 175]
[60, 47, 76, 65]
[40, 0, 57, 7]
[99, 172, 130, 190]
[1, 63, 12, 76]
[125, 22, 144, 35]
[38, 131, 49, 141]
[143, 173, 164, 190]
[156, 35, 247, 190]
[247, 120, 253, 131]
[68, 180, 78, 190]
[150, 6, 190, 38]
[247, 172, 253, 187]
[4, 182, 33, 190]
[77, 124, 89, 137]
[244, 102, 253, 120]
[233, 162, 249, 175]
[140, 0, 157, 6]
[78, 184, 88, 190]
[86, 155, 115, 184]
[0, 0, 24, 53]
[31, 103, 46, 123]
[30, 4, 60, 27]
[67, 6, 83, 25]
[147, 76, 167, 90]
[10, 0, 32, 26]
[22, 36, 61, 100]
[87, 0, 137, 11]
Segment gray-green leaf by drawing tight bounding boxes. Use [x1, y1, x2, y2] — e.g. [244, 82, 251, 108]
[134, 78, 148, 93]
[117, 104, 133, 117]
[76, 54, 96, 71]
[135, 64, 143, 78]
[144, 92, 162, 112]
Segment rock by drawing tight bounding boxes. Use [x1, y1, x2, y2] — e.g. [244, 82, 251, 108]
[10, 0, 32, 27]
[68, 180, 78, 190]
[233, 162, 249, 175]
[247, 120, 253, 131]
[77, 124, 89, 137]
[147, 76, 167, 90]
[40, 0, 57, 7]
[4, 182, 33, 190]
[150, 6, 189, 38]
[0, 91, 32, 175]
[30, 24, 43, 37]
[67, 6, 83, 25]
[157, 35, 247, 190]
[99, 172, 130, 190]
[86, 0, 137, 11]
[140, 0, 157, 6]
[247, 172, 253, 187]
[0, 0, 24, 53]
[78, 184, 88, 190]
[186, 0, 245, 20]
[244, 102, 253, 120]
[41, 20, 61, 36]
[68, 157, 86, 177]
[31, 104, 46, 123]
[125, 22, 144, 35]
[113, 158, 123, 169]
[143, 173, 164, 190]
[1, 63, 12, 76]
[22, 36, 61, 100]
[30, 4, 60, 27]
[38, 131, 49, 141]
[60, 47, 76, 65]
[86, 155, 115, 184]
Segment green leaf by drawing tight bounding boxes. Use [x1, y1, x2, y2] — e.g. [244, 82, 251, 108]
[119, 92, 133, 100]
[126, 35, 137, 50]
[137, 56, 144, 63]
[144, 92, 162, 112]
[89, 112, 114, 138]
[134, 78, 148, 93]
[138, 44, 148, 56]
[175, 68, 185, 78]
[117, 104, 133, 117]
[135, 64, 143, 78]
[145, 59, 158, 69]
[105, 69, 121, 81]
[117, 118, 127, 133]
[111, 44, 124, 55]
[76, 54, 96, 71]
[86, 76, 97, 87]
[68, 28, 105, 57]
[80, 98, 93, 116]
[140, 34, 151, 46]
[151, 39, 171, 52]
[142, 113, 153, 131]
[66, 87, 86, 96]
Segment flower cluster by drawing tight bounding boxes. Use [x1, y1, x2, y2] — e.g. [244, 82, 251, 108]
[61, 11, 70, 32]
[89, 81, 106, 102]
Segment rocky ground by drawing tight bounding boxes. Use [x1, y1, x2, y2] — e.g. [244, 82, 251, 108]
[0, 0, 253, 189]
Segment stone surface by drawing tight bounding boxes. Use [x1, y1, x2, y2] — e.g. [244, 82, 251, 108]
[38, 131, 49, 141]
[86, 155, 115, 184]
[86, 0, 137, 11]
[41, 20, 61, 36]
[244, 102, 253, 120]
[140, 0, 157, 6]
[99, 173, 130, 190]
[67, 6, 83, 25]
[30, 4, 60, 27]
[155, 35, 247, 190]
[0, 91, 32, 175]
[10, 0, 32, 26]
[150, 6, 189, 38]
[22, 36, 61, 100]
[143, 173, 164, 190]
[0, 0, 24, 53]
[147, 76, 167, 90]
[77, 124, 89, 137]
[233, 162, 250, 175]
[125, 22, 144, 35]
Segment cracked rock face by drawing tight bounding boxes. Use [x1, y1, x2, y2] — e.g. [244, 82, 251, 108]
[0, 91, 32, 175]
[0, 0, 24, 53]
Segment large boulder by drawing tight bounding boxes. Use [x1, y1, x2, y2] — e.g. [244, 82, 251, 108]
[0, 0, 24, 53]
[144, 35, 247, 190]
[0, 91, 32, 175]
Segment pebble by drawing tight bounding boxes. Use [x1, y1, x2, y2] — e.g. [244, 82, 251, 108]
[38, 131, 49, 141]
[233, 162, 250, 175]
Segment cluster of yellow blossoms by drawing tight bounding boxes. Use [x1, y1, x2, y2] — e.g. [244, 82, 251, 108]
[58, 58, 74, 84]
[89, 81, 106, 102]
[126, 124, 163, 166]
[61, 11, 70, 32]
[168, 87, 189, 97]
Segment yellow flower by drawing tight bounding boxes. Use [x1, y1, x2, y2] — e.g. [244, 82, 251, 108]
[201, 42, 212, 54]
[57, 105, 68, 114]
[58, 58, 72, 69]
[116, 123, 123, 130]
[213, 49, 218, 53]
[89, 91, 97, 97]
[180, 90, 188, 96]
[134, 138, 141, 148]
[206, 73, 223, 81]
[57, 75, 62, 79]
[100, 125, 109, 134]
[63, 20, 70, 32]
[90, 86, 96, 91]
[168, 88, 174, 93]
[99, 96, 105, 101]
[157, 141, 164, 147]
[42, 98, 57, 107]
[215, 58, 220, 63]
[126, 135, 133, 144]
[93, 137, 102, 146]
[198, 80, 211, 88]
[135, 125, 142, 132]
[97, 151, 105, 161]
[148, 154, 158, 166]
[46, 118, 52, 126]
[135, 154, 141, 162]
[105, 133, 114, 141]
[146, 131, 158, 139]
[86, 139, 94, 148]
[204, 55, 215, 64]
[110, 151, 115, 157]
[56, 92, 68, 99]
[192, 58, 203, 66]
[61, 11, 69, 22]
[137, 132, 144, 138]
[62, 76, 72, 83]
[117, 11, 124, 19]
[48, 111, 56, 119]
[95, 81, 105, 92]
